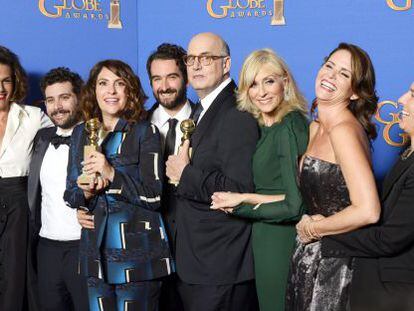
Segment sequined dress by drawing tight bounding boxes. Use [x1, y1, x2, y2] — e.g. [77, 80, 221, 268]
[285, 155, 353, 311]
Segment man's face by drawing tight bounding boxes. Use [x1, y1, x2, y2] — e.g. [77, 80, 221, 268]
[187, 34, 230, 99]
[150, 59, 187, 110]
[44, 81, 80, 129]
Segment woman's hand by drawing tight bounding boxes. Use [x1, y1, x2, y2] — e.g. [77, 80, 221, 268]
[296, 215, 312, 244]
[77, 174, 109, 200]
[296, 214, 323, 244]
[310, 214, 325, 221]
[82, 150, 115, 182]
[210, 192, 244, 213]
[77, 209, 94, 229]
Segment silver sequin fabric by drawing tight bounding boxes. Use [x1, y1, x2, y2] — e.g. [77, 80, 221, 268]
[286, 155, 353, 311]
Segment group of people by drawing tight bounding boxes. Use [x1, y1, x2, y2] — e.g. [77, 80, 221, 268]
[0, 31, 413, 311]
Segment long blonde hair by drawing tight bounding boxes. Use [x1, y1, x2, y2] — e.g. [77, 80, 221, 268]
[237, 48, 307, 125]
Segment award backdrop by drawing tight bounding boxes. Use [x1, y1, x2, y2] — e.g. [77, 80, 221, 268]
[0, 0, 413, 181]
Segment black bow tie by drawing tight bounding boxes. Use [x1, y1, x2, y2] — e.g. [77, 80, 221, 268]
[50, 135, 71, 149]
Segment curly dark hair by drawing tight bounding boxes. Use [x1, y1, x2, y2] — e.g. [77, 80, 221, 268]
[312, 42, 378, 140]
[146, 43, 188, 84]
[40, 67, 83, 97]
[81, 60, 147, 123]
[0, 45, 28, 104]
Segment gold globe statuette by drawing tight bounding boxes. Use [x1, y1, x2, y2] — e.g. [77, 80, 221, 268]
[169, 119, 196, 186]
[78, 118, 102, 185]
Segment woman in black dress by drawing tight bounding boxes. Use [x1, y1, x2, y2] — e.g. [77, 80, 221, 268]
[285, 43, 381, 311]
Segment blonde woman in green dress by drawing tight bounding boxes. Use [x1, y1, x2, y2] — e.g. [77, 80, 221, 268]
[211, 48, 309, 310]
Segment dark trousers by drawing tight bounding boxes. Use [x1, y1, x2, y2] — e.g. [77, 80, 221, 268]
[0, 177, 38, 311]
[37, 237, 89, 311]
[87, 277, 161, 311]
[177, 279, 259, 311]
[350, 258, 414, 311]
[159, 274, 183, 311]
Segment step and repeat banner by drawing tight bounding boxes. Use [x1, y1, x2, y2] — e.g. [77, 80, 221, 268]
[0, 0, 413, 180]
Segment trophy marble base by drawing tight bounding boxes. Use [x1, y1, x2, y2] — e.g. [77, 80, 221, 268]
[271, 16, 286, 25]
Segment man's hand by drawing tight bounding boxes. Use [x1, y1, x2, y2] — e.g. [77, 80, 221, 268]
[77, 209, 94, 229]
[166, 139, 190, 182]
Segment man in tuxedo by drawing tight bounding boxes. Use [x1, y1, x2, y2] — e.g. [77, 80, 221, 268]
[28, 67, 88, 311]
[146, 43, 193, 247]
[146, 43, 192, 311]
[166, 32, 259, 311]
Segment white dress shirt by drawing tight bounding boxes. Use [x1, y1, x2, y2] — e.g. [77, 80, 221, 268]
[39, 127, 82, 241]
[151, 101, 192, 154]
[0, 103, 52, 177]
[198, 77, 232, 123]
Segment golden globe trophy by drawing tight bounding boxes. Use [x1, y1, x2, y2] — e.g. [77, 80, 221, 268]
[78, 118, 101, 185]
[108, 0, 123, 29]
[169, 119, 196, 186]
[271, 0, 286, 25]
[180, 119, 196, 144]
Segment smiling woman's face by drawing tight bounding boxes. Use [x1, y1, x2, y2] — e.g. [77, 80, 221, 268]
[398, 82, 414, 136]
[315, 49, 358, 105]
[95, 66, 127, 119]
[0, 63, 13, 111]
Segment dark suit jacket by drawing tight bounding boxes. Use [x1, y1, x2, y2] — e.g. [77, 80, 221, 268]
[28, 126, 57, 235]
[147, 100, 195, 252]
[174, 80, 259, 285]
[322, 152, 414, 309]
[24, 127, 58, 311]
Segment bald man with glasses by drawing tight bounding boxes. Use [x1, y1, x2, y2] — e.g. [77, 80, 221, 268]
[166, 32, 259, 311]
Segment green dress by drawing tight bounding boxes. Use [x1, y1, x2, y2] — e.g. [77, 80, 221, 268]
[233, 111, 308, 311]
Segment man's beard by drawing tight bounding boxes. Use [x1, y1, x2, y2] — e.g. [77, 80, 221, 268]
[154, 86, 187, 110]
[51, 109, 81, 129]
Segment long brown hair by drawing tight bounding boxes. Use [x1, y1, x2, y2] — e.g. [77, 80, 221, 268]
[0, 46, 28, 104]
[312, 43, 378, 140]
[81, 60, 147, 123]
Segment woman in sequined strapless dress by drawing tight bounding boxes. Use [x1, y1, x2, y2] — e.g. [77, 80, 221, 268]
[285, 43, 381, 311]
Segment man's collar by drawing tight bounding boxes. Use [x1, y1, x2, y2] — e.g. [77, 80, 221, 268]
[56, 121, 82, 136]
[200, 78, 232, 111]
[153, 100, 191, 126]
[56, 127, 73, 137]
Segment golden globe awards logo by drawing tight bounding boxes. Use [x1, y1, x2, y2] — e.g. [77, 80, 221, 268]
[386, 0, 412, 10]
[207, 0, 286, 25]
[375, 100, 409, 147]
[38, 0, 123, 29]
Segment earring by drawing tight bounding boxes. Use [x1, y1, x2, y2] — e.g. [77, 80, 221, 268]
[284, 88, 290, 101]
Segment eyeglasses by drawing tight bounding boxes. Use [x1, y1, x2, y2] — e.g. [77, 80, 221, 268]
[183, 54, 228, 66]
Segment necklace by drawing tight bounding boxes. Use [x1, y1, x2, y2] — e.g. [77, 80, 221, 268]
[401, 146, 414, 160]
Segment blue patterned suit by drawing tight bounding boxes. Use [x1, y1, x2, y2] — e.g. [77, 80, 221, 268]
[64, 118, 173, 310]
